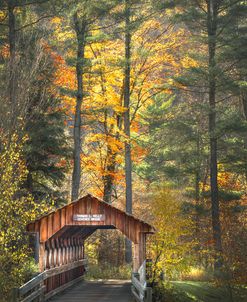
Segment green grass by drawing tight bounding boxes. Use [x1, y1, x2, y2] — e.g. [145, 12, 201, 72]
[171, 281, 247, 302]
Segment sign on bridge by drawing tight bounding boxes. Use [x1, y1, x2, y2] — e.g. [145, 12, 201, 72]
[73, 214, 105, 222]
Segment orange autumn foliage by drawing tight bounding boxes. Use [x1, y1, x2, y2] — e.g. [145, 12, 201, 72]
[49, 15, 197, 197]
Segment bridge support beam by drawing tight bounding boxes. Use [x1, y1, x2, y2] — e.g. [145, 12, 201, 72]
[39, 243, 46, 272]
[133, 233, 146, 272]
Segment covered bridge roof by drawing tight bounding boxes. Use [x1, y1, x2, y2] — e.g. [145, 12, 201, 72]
[27, 194, 154, 244]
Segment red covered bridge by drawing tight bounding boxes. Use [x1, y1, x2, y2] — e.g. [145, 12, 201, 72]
[12, 194, 154, 302]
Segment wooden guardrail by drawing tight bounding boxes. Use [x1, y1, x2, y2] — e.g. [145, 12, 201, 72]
[131, 273, 152, 302]
[131, 260, 152, 302]
[11, 259, 88, 302]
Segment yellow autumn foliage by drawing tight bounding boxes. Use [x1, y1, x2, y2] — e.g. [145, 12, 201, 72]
[148, 188, 194, 281]
[52, 13, 198, 198]
[0, 135, 51, 298]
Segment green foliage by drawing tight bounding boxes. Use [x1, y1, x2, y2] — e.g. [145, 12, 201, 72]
[17, 32, 72, 205]
[21, 258, 39, 283]
[24, 99, 71, 205]
[153, 282, 194, 302]
[171, 281, 247, 302]
[140, 94, 208, 190]
[0, 135, 51, 298]
[85, 229, 126, 268]
[153, 281, 247, 302]
[85, 264, 131, 280]
[202, 190, 243, 202]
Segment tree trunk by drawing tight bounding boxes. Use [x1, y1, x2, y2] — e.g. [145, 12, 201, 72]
[124, 0, 132, 264]
[194, 135, 202, 261]
[241, 91, 247, 181]
[103, 144, 116, 203]
[207, 0, 223, 270]
[71, 14, 86, 201]
[103, 174, 113, 203]
[195, 170, 200, 234]
[8, 0, 17, 135]
[102, 104, 116, 203]
[194, 130, 201, 238]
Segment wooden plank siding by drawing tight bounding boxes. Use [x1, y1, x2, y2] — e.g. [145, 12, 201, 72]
[27, 194, 154, 245]
[13, 194, 155, 300]
[27, 194, 154, 274]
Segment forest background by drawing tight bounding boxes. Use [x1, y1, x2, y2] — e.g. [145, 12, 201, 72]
[0, 0, 246, 301]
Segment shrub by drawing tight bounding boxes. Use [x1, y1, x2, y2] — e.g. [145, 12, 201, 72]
[148, 188, 195, 284]
[85, 263, 131, 280]
[0, 135, 50, 299]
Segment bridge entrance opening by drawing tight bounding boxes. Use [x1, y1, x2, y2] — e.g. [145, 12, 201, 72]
[84, 228, 128, 276]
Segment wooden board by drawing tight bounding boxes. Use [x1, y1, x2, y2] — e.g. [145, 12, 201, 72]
[27, 194, 154, 244]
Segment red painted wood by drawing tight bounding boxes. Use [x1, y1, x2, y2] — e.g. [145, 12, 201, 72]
[26, 194, 154, 293]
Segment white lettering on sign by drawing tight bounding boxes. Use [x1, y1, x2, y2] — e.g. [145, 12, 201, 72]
[73, 214, 105, 222]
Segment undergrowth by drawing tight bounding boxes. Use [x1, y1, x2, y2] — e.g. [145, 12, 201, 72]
[85, 263, 131, 280]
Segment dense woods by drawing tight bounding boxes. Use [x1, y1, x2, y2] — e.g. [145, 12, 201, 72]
[0, 0, 246, 301]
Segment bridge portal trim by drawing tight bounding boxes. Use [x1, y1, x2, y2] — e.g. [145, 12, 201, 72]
[27, 194, 154, 273]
